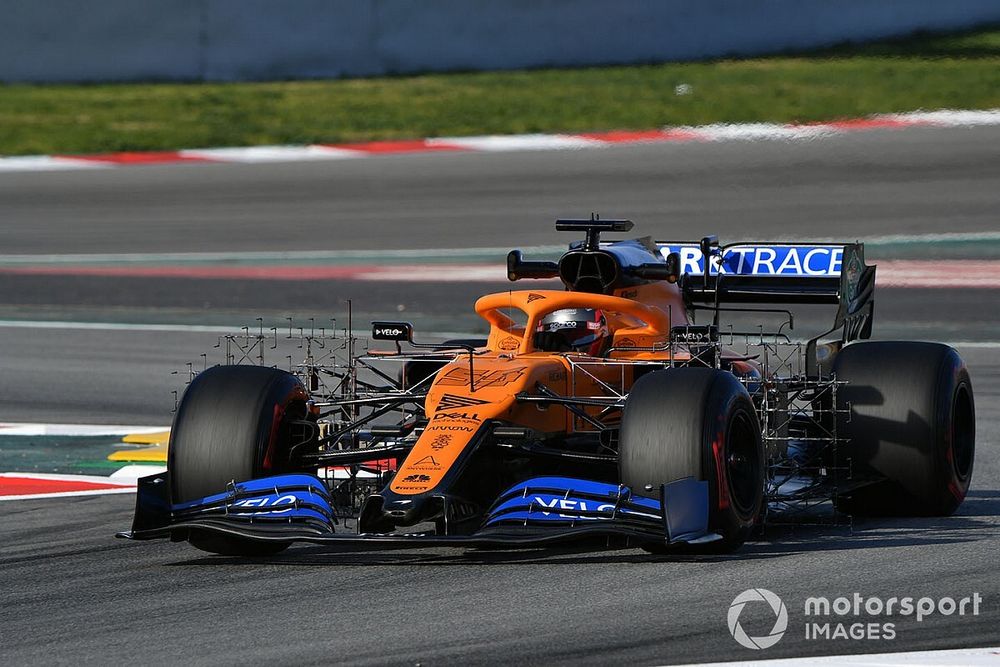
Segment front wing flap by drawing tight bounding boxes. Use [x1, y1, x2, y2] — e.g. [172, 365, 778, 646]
[119, 472, 718, 550]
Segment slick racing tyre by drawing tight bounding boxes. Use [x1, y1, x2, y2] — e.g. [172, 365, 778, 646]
[169, 365, 309, 556]
[619, 368, 764, 553]
[833, 341, 975, 516]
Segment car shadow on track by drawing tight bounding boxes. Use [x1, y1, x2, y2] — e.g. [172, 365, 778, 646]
[744, 489, 1000, 558]
[165, 490, 1000, 568]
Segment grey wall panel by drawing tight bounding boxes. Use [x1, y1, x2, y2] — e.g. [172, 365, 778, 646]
[2, 1, 999, 83]
[1, 0, 204, 82]
[202, 1, 379, 80]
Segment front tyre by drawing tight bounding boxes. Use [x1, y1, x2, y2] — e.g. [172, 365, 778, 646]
[619, 368, 764, 553]
[169, 365, 309, 556]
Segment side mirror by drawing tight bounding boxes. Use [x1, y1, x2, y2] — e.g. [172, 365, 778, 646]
[507, 250, 559, 281]
[632, 252, 681, 284]
[371, 321, 413, 342]
[664, 252, 681, 284]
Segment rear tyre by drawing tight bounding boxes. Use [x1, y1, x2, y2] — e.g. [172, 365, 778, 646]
[619, 368, 764, 553]
[169, 365, 309, 556]
[833, 342, 974, 516]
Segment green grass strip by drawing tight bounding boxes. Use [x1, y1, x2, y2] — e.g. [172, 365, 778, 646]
[1, 27, 998, 156]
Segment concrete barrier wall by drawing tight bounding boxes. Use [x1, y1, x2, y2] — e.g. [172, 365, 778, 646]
[3, 1, 999, 83]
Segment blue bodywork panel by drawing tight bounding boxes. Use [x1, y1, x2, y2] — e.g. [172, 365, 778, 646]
[167, 473, 337, 534]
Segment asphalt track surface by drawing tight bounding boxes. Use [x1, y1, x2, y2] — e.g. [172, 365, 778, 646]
[1, 125, 999, 665]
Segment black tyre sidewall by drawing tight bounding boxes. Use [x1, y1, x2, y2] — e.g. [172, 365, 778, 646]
[168, 365, 308, 556]
[619, 369, 764, 549]
[169, 365, 307, 504]
[834, 342, 975, 516]
[704, 382, 764, 541]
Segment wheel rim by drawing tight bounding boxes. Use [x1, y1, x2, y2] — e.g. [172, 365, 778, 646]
[951, 383, 974, 481]
[726, 409, 761, 516]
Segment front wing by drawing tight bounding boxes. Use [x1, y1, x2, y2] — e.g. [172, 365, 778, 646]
[118, 472, 720, 550]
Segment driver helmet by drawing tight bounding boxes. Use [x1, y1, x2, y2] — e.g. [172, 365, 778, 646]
[534, 308, 610, 356]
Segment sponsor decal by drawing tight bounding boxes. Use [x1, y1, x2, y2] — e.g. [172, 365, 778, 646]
[527, 293, 546, 303]
[436, 393, 490, 411]
[534, 497, 617, 519]
[401, 473, 431, 483]
[670, 325, 719, 345]
[434, 411, 480, 423]
[616, 337, 637, 348]
[429, 434, 452, 450]
[426, 424, 475, 432]
[437, 367, 526, 388]
[411, 455, 441, 470]
[657, 244, 844, 277]
[495, 494, 659, 522]
[499, 336, 519, 351]
[548, 370, 566, 382]
[620, 289, 638, 298]
[233, 494, 298, 516]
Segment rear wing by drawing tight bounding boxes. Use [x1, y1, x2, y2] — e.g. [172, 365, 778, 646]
[654, 240, 876, 344]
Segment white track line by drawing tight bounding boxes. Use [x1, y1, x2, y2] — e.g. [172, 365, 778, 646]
[0, 233, 996, 267]
[0, 472, 136, 484]
[431, 134, 603, 151]
[0, 245, 565, 265]
[673, 645, 1000, 666]
[0, 156, 112, 172]
[893, 109, 1000, 126]
[0, 320, 474, 339]
[0, 488, 138, 501]
[0, 423, 167, 436]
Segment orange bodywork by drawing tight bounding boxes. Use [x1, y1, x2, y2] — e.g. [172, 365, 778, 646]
[389, 283, 698, 495]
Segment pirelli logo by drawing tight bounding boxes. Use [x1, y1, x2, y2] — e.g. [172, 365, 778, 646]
[436, 394, 490, 411]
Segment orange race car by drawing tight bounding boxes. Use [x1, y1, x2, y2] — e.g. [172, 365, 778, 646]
[121, 219, 975, 556]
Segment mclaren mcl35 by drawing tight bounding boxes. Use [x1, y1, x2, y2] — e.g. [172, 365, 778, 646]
[121, 219, 975, 556]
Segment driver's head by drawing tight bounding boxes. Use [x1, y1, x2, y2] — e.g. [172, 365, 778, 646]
[533, 308, 610, 356]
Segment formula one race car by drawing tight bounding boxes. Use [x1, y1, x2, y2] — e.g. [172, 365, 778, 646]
[121, 219, 975, 556]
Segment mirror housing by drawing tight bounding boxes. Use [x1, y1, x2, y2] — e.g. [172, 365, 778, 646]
[507, 250, 559, 281]
[371, 321, 413, 342]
